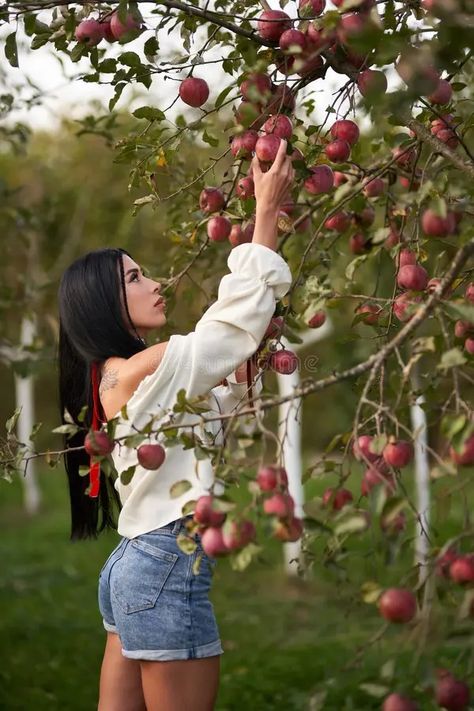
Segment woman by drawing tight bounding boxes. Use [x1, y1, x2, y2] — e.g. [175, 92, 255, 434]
[57, 139, 295, 711]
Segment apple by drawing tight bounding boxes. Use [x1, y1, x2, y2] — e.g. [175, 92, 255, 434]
[273, 516, 303, 541]
[236, 176, 255, 199]
[207, 216, 231, 242]
[100, 19, 116, 43]
[269, 349, 299, 374]
[392, 146, 416, 168]
[358, 69, 388, 98]
[234, 100, 265, 129]
[355, 303, 381, 325]
[393, 292, 423, 322]
[199, 187, 225, 213]
[465, 337, 474, 355]
[436, 547, 459, 578]
[75, 19, 105, 46]
[257, 466, 277, 491]
[436, 129, 459, 148]
[450, 434, 474, 466]
[257, 10, 292, 42]
[264, 315, 284, 339]
[465, 283, 474, 303]
[109, 8, 142, 41]
[421, 209, 453, 237]
[398, 249, 417, 268]
[308, 310, 326, 328]
[299, 0, 326, 17]
[137, 443, 166, 470]
[378, 588, 417, 623]
[435, 669, 471, 711]
[304, 165, 334, 194]
[399, 174, 421, 191]
[263, 492, 295, 518]
[383, 439, 414, 468]
[353, 206, 375, 227]
[449, 555, 474, 584]
[363, 177, 385, 198]
[361, 464, 396, 496]
[255, 134, 282, 163]
[263, 114, 293, 139]
[385, 228, 402, 249]
[353, 434, 379, 463]
[222, 518, 256, 550]
[337, 12, 366, 44]
[380, 510, 407, 536]
[239, 72, 272, 103]
[194, 494, 226, 527]
[200, 525, 229, 556]
[295, 49, 324, 77]
[330, 119, 360, 146]
[334, 171, 349, 186]
[179, 77, 209, 107]
[454, 321, 473, 339]
[428, 78, 453, 105]
[230, 130, 258, 158]
[397, 264, 429, 291]
[324, 211, 350, 232]
[382, 693, 418, 711]
[85, 430, 115, 456]
[325, 139, 351, 163]
[349, 232, 370, 254]
[279, 28, 307, 52]
[322, 487, 353, 511]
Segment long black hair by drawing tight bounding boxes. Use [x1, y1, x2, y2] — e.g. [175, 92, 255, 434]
[57, 247, 147, 541]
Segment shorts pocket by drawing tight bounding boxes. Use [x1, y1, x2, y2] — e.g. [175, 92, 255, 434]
[112, 539, 179, 614]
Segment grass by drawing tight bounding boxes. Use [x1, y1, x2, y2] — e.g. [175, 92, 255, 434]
[0, 464, 472, 710]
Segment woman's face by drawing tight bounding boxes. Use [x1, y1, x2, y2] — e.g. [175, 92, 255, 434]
[120, 254, 166, 338]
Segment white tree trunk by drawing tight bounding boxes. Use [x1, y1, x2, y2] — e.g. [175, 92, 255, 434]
[409, 376, 431, 585]
[14, 315, 41, 514]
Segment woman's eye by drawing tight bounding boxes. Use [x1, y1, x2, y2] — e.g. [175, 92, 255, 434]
[131, 273, 139, 282]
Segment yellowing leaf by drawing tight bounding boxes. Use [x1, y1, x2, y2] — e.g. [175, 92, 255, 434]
[156, 149, 167, 167]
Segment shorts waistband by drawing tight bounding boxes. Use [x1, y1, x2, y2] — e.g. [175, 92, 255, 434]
[155, 514, 195, 535]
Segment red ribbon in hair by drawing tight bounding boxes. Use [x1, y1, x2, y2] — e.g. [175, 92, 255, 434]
[88, 361, 106, 499]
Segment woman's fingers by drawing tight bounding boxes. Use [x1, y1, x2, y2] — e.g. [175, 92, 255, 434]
[270, 138, 288, 172]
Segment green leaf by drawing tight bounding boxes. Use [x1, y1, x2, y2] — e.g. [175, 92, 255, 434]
[169, 479, 192, 498]
[345, 255, 368, 281]
[5, 32, 18, 67]
[369, 433, 387, 455]
[176, 533, 197, 554]
[98, 58, 117, 73]
[441, 413, 467, 441]
[132, 106, 165, 121]
[437, 347, 467, 371]
[109, 82, 126, 112]
[442, 301, 474, 324]
[334, 512, 370, 536]
[119, 51, 141, 67]
[6, 408, 22, 434]
[181, 499, 197, 515]
[78, 465, 91, 478]
[230, 542, 262, 572]
[120, 466, 136, 485]
[215, 84, 234, 109]
[52, 424, 80, 435]
[144, 36, 159, 60]
[359, 683, 390, 699]
[202, 130, 219, 147]
[31, 34, 51, 51]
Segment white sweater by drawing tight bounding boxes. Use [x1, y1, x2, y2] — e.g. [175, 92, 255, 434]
[111, 242, 292, 539]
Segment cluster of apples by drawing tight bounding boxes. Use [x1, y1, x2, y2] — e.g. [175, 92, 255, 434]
[75, 8, 142, 46]
[84, 429, 167, 470]
[452, 282, 474, 358]
[353, 433, 414, 500]
[257, 464, 304, 541]
[436, 547, 474, 586]
[382, 669, 470, 711]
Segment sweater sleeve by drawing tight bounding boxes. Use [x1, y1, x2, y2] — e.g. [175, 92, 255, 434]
[211, 370, 264, 415]
[163, 242, 292, 400]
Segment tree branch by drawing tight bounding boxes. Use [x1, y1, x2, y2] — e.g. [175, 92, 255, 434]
[408, 118, 474, 179]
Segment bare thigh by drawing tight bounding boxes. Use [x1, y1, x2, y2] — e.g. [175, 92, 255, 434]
[139, 655, 221, 711]
[98, 632, 147, 711]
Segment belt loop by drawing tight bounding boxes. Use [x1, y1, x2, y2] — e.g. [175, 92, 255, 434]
[172, 517, 183, 535]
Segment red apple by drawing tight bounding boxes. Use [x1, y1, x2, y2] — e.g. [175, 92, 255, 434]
[465, 337, 474, 355]
[269, 349, 299, 374]
[194, 495, 226, 527]
[361, 464, 396, 496]
[330, 119, 360, 146]
[257, 10, 292, 42]
[353, 206, 375, 227]
[199, 187, 225, 213]
[449, 555, 474, 584]
[200, 525, 229, 556]
[267, 83, 296, 112]
[349, 232, 370, 254]
[322, 487, 353, 511]
[421, 209, 453, 237]
[392, 146, 416, 168]
[257, 465, 278, 491]
[137, 443, 166, 470]
[263, 114, 293, 139]
[75, 19, 105, 46]
[85, 430, 115, 456]
[207, 216, 231, 242]
[392, 292, 423, 322]
[435, 670, 471, 711]
[334, 171, 349, 186]
[436, 547, 459, 578]
[255, 134, 282, 163]
[236, 176, 255, 199]
[353, 434, 379, 463]
[397, 264, 429, 291]
[325, 211, 350, 232]
[355, 303, 381, 325]
[358, 69, 388, 98]
[378, 588, 417, 623]
[454, 320, 474, 339]
[304, 165, 334, 194]
[240, 73, 272, 103]
[363, 177, 385, 198]
[398, 249, 417, 268]
[263, 491, 295, 518]
[100, 19, 116, 43]
[273, 516, 303, 541]
[383, 439, 414, 468]
[428, 78, 453, 105]
[465, 283, 474, 303]
[109, 9, 142, 41]
[234, 100, 265, 129]
[299, 0, 326, 17]
[264, 316, 284, 339]
[279, 28, 307, 52]
[179, 77, 209, 107]
[325, 139, 351, 163]
[382, 693, 418, 711]
[337, 12, 366, 44]
[222, 518, 256, 550]
[295, 48, 325, 77]
[449, 434, 474, 466]
[308, 310, 326, 328]
[230, 130, 258, 158]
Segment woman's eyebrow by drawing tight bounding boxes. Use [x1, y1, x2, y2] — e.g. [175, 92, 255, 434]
[125, 267, 145, 276]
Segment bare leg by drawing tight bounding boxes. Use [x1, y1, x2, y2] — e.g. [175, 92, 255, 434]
[139, 655, 221, 711]
[98, 632, 147, 711]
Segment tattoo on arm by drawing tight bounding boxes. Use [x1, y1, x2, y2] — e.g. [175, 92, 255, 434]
[99, 365, 119, 396]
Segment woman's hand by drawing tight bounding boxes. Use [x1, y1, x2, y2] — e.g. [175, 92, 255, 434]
[251, 139, 295, 213]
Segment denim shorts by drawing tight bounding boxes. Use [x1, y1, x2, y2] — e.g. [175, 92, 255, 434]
[97, 515, 224, 661]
